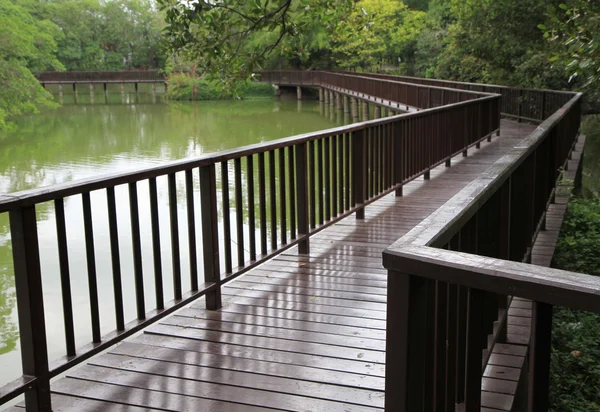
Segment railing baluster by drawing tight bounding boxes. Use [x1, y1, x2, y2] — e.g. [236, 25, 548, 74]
[345, 133, 351, 209]
[168, 173, 182, 300]
[331, 135, 338, 218]
[258, 153, 268, 255]
[128, 182, 145, 319]
[235, 157, 245, 265]
[148, 178, 164, 310]
[318, 139, 324, 225]
[296, 143, 309, 254]
[221, 161, 233, 272]
[353, 129, 366, 219]
[199, 164, 222, 310]
[279, 148, 287, 244]
[185, 170, 199, 291]
[434, 281, 448, 410]
[9, 206, 51, 411]
[54, 198, 76, 355]
[247, 155, 257, 260]
[464, 288, 484, 411]
[268, 151, 277, 249]
[310, 140, 317, 228]
[324, 137, 331, 221]
[288, 146, 297, 240]
[82, 192, 101, 342]
[528, 301, 553, 411]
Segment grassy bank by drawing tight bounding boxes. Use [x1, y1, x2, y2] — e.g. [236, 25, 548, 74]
[165, 74, 275, 100]
[550, 115, 600, 411]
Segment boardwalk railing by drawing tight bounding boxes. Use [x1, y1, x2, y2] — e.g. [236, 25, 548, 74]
[0, 72, 499, 411]
[36, 70, 166, 84]
[384, 86, 582, 411]
[352, 71, 574, 123]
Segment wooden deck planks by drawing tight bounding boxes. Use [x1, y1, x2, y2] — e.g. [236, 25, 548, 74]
[43, 120, 542, 411]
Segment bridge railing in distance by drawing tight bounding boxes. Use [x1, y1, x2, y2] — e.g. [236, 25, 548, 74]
[257, 70, 494, 111]
[351, 71, 574, 123]
[36, 70, 165, 84]
[0, 75, 500, 410]
[383, 91, 582, 411]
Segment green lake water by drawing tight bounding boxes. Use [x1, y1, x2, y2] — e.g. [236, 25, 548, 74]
[0, 91, 347, 386]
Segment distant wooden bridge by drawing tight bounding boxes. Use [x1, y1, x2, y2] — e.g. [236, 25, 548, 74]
[1, 71, 590, 412]
[36, 70, 166, 94]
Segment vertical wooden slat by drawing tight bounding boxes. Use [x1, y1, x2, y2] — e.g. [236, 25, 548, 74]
[434, 281, 448, 410]
[221, 161, 233, 272]
[310, 141, 317, 228]
[528, 302, 553, 412]
[258, 153, 268, 255]
[385, 271, 427, 411]
[353, 129, 366, 219]
[345, 133, 351, 209]
[235, 158, 245, 265]
[148, 179, 164, 311]
[9, 206, 51, 411]
[82, 192, 101, 342]
[324, 137, 331, 221]
[279, 148, 287, 244]
[168, 173, 182, 300]
[128, 182, 146, 319]
[318, 139, 324, 225]
[269, 151, 277, 249]
[331, 136, 338, 218]
[296, 143, 309, 254]
[288, 146, 297, 240]
[185, 170, 199, 291]
[464, 288, 484, 411]
[247, 156, 256, 260]
[199, 164, 222, 310]
[54, 198, 76, 355]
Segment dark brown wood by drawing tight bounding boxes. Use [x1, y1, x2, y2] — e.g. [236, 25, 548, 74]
[128, 182, 146, 319]
[353, 129, 366, 219]
[221, 161, 233, 271]
[185, 169, 199, 291]
[9, 206, 52, 411]
[82, 192, 101, 342]
[528, 301, 553, 412]
[199, 165, 222, 310]
[279, 148, 287, 244]
[168, 173, 182, 300]
[235, 158, 245, 264]
[54, 198, 76, 355]
[247, 156, 257, 260]
[148, 179, 164, 310]
[258, 153, 268, 255]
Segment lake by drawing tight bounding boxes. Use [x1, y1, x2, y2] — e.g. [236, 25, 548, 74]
[0, 89, 348, 386]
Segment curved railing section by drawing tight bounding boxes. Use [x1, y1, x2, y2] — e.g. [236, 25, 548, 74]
[383, 85, 582, 412]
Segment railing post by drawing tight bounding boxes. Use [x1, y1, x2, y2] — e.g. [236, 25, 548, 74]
[385, 271, 428, 411]
[10, 206, 51, 411]
[517, 90, 523, 122]
[353, 129, 367, 219]
[296, 143, 310, 254]
[528, 301, 553, 412]
[199, 164, 222, 310]
[394, 121, 403, 197]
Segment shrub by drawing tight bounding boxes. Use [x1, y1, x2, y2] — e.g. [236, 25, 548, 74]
[165, 74, 275, 100]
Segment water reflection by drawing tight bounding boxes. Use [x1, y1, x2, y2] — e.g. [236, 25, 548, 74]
[0, 95, 348, 385]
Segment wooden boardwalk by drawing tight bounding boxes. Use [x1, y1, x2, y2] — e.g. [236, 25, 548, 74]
[9, 120, 540, 411]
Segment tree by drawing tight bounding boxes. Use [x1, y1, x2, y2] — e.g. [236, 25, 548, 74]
[158, 0, 352, 89]
[0, 0, 62, 131]
[542, 1, 600, 86]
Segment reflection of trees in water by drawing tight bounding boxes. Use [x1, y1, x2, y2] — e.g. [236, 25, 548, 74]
[0, 238, 17, 356]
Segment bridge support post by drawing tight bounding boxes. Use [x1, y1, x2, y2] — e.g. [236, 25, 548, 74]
[72, 83, 77, 94]
[323, 89, 329, 104]
[151, 83, 156, 96]
[120, 83, 125, 95]
[135, 82, 139, 94]
[329, 90, 335, 107]
[343, 95, 350, 114]
[387, 108, 394, 117]
[351, 98, 359, 121]
[89, 83, 94, 94]
[374, 105, 381, 119]
[296, 86, 302, 100]
[336, 93, 342, 111]
[57, 84, 63, 97]
[103, 83, 107, 94]
[318, 88, 324, 102]
[362, 101, 369, 121]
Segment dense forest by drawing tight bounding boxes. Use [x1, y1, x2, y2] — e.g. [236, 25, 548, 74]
[2, 0, 599, 128]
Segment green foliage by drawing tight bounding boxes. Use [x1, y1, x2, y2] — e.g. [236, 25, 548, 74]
[0, 0, 61, 131]
[542, 1, 600, 86]
[165, 73, 275, 100]
[551, 197, 600, 411]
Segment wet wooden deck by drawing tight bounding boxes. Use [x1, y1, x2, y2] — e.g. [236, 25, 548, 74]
[10, 120, 542, 412]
